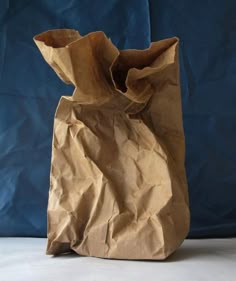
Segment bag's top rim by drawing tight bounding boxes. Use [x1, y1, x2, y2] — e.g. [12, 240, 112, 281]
[33, 29, 179, 109]
[33, 28, 179, 52]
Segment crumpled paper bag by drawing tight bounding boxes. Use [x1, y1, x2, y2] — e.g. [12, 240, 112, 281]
[34, 29, 190, 260]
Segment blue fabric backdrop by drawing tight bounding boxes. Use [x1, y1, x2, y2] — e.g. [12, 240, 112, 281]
[0, 0, 235, 237]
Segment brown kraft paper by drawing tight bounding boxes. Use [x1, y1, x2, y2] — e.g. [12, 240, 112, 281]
[34, 29, 190, 260]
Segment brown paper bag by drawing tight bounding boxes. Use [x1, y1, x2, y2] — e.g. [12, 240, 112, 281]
[34, 29, 190, 260]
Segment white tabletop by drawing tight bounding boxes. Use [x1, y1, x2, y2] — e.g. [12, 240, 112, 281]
[0, 238, 235, 281]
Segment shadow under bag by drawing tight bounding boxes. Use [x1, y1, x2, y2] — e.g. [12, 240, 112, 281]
[34, 29, 190, 260]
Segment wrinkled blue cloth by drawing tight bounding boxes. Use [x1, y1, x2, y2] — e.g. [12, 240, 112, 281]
[0, 0, 236, 238]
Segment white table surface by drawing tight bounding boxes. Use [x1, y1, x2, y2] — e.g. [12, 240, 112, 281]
[0, 238, 235, 281]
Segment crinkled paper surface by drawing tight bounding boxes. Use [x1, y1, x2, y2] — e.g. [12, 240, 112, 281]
[34, 29, 189, 259]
